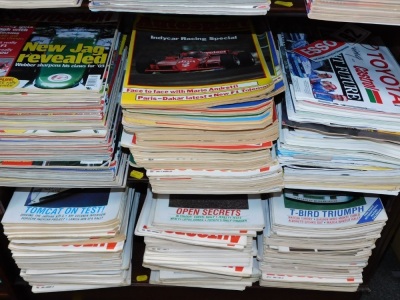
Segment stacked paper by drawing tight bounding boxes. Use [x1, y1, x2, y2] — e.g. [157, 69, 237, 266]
[276, 23, 400, 195]
[89, 0, 270, 15]
[305, 0, 400, 26]
[258, 191, 388, 292]
[0, 0, 82, 8]
[0, 11, 130, 187]
[121, 14, 285, 194]
[135, 189, 264, 290]
[121, 15, 283, 110]
[278, 23, 400, 131]
[1, 187, 140, 293]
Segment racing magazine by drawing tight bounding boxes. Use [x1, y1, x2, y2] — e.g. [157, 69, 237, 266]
[0, 16, 119, 94]
[278, 24, 400, 114]
[121, 14, 275, 108]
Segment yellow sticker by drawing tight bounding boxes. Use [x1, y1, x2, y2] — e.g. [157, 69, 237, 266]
[0, 77, 19, 89]
[136, 275, 148, 282]
[130, 170, 144, 179]
[275, 1, 293, 7]
[2, 129, 26, 134]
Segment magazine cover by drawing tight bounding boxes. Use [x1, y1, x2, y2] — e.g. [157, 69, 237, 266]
[278, 24, 400, 113]
[270, 192, 388, 229]
[122, 14, 273, 107]
[151, 193, 265, 230]
[1, 187, 127, 225]
[0, 23, 118, 93]
[135, 190, 249, 249]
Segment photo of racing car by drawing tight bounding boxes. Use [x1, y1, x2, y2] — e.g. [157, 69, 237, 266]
[283, 32, 333, 78]
[135, 49, 256, 74]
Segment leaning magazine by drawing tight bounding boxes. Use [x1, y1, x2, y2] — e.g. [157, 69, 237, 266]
[278, 24, 400, 113]
[122, 14, 274, 107]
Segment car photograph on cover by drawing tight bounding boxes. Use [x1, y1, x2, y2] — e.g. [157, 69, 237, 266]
[135, 49, 256, 74]
[283, 32, 332, 78]
[15, 26, 114, 91]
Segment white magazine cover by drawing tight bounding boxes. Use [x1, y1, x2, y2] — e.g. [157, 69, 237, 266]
[1, 187, 127, 225]
[135, 189, 248, 249]
[278, 24, 400, 114]
[8, 188, 139, 252]
[151, 191, 265, 231]
[270, 192, 387, 230]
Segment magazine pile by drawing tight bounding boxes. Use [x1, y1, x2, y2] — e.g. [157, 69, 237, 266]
[277, 23, 400, 195]
[1, 0, 82, 9]
[0, 11, 130, 187]
[121, 14, 285, 194]
[1, 187, 140, 293]
[89, 0, 270, 15]
[135, 189, 264, 290]
[305, 0, 400, 26]
[258, 190, 388, 292]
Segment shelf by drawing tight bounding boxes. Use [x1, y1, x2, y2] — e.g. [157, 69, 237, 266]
[0, 3, 399, 300]
[8, 186, 394, 300]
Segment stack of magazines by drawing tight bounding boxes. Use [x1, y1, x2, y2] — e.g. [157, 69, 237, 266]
[89, 0, 270, 15]
[305, 0, 400, 26]
[1, 0, 83, 9]
[121, 14, 285, 194]
[1, 187, 140, 293]
[276, 23, 400, 195]
[0, 11, 130, 187]
[135, 189, 264, 290]
[258, 190, 388, 292]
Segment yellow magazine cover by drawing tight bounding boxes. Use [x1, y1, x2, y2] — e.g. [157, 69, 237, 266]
[122, 14, 274, 108]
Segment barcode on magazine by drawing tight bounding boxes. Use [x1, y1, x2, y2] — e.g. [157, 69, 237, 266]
[85, 75, 101, 90]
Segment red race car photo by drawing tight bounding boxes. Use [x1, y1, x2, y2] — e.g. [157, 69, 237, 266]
[135, 50, 256, 73]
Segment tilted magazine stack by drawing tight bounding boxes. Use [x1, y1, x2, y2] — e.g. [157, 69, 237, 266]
[1, 187, 140, 293]
[258, 190, 388, 292]
[89, 0, 271, 16]
[0, 11, 130, 187]
[121, 14, 285, 194]
[277, 23, 400, 195]
[257, 21, 398, 292]
[135, 189, 264, 290]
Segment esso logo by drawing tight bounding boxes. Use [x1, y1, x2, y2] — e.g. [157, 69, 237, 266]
[294, 40, 340, 58]
[48, 73, 72, 82]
